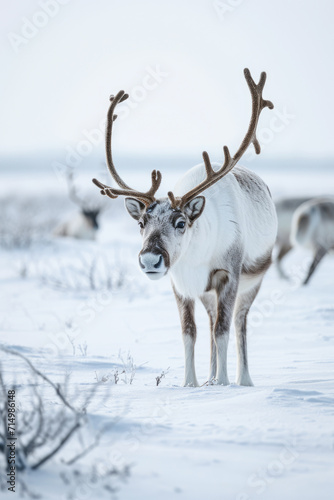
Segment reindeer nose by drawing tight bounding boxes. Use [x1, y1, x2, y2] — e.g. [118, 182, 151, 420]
[139, 253, 163, 271]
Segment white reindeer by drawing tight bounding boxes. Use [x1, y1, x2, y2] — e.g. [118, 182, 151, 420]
[290, 197, 334, 285]
[54, 170, 103, 240]
[275, 196, 311, 279]
[93, 69, 277, 387]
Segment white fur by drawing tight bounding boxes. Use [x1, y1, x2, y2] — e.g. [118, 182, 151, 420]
[237, 274, 263, 295]
[215, 335, 230, 385]
[275, 197, 310, 249]
[290, 197, 334, 252]
[236, 366, 254, 386]
[183, 334, 199, 387]
[130, 160, 277, 387]
[170, 162, 277, 299]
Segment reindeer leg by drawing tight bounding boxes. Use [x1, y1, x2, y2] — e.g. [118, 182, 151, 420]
[214, 276, 239, 386]
[234, 278, 263, 386]
[303, 247, 327, 285]
[201, 292, 218, 381]
[173, 286, 199, 387]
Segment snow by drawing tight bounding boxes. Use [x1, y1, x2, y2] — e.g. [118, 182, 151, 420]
[0, 158, 334, 499]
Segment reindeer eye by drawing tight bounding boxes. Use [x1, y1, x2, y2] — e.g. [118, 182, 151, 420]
[175, 220, 185, 229]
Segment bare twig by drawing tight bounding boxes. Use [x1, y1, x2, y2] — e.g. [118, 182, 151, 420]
[0, 348, 121, 482]
[0, 346, 77, 413]
[31, 420, 81, 470]
[156, 367, 170, 386]
[118, 351, 136, 385]
[63, 423, 110, 466]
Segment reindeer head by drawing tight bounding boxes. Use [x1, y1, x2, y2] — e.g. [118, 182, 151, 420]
[124, 197, 205, 279]
[67, 170, 103, 231]
[81, 208, 100, 229]
[92, 69, 273, 280]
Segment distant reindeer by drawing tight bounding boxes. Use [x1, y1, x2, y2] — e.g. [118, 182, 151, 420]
[290, 197, 334, 285]
[275, 197, 311, 279]
[93, 69, 277, 387]
[54, 170, 103, 240]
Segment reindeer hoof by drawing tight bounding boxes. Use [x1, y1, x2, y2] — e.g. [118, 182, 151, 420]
[236, 375, 254, 386]
[183, 380, 199, 388]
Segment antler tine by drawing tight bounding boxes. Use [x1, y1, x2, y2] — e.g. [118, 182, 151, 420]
[92, 91, 162, 206]
[92, 177, 161, 206]
[147, 170, 162, 196]
[169, 68, 274, 209]
[222, 145, 232, 169]
[202, 151, 215, 177]
[235, 68, 274, 160]
[167, 191, 182, 210]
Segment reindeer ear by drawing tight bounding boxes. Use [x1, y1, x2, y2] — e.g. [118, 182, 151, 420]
[184, 196, 205, 222]
[124, 198, 146, 220]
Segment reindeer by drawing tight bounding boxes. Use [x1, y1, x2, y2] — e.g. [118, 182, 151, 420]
[290, 197, 334, 285]
[93, 69, 277, 387]
[54, 170, 103, 240]
[275, 196, 311, 279]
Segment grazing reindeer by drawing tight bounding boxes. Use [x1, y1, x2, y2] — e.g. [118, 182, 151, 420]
[54, 170, 103, 240]
[290, 197, 334, 285]
[275, 196, 311, 279]
[93, 69, 277, 387]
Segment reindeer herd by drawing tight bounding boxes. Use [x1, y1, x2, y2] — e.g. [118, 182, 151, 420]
[88, 68, 332, 387]
[48, 68, 334, 386]
[56, 166, 334, 288]
[275, 196, 334, 284]
[54, 69, 333, 290]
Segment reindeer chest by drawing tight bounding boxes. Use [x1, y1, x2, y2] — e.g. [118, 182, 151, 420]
[170, 263, 210, 300]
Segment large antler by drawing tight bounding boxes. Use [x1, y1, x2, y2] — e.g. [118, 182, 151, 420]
[168, 68, 274, 209]
[92, 90, 162, 206]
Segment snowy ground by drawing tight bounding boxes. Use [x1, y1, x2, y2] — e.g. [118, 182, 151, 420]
[0, 158, 333, 499]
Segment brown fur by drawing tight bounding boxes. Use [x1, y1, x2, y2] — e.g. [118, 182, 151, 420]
[173, 286, 196, 339]
[205, 269, 229, 293]
[241, 250, 272, 276]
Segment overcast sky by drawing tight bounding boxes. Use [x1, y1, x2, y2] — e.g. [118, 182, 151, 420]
[1, 0, 334, 161]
